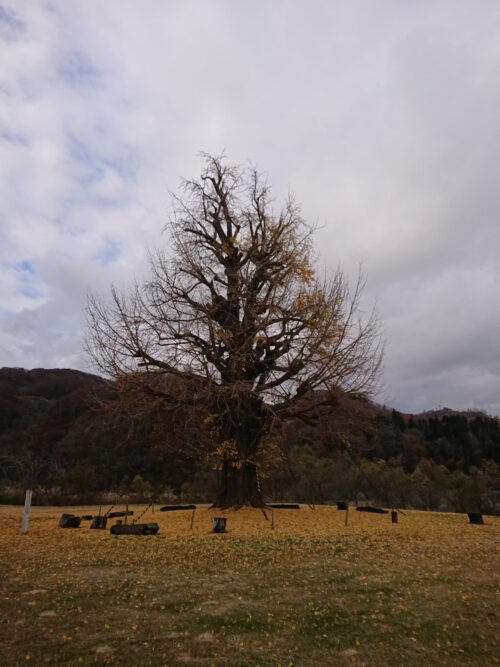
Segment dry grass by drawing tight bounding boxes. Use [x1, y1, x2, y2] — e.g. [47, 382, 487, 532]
[0, 505, 498, 666]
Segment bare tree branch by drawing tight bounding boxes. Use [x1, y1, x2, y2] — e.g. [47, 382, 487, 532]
[85, 154, 383, 507]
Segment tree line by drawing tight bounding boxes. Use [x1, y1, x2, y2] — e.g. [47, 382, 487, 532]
[0, 367, 498, 512]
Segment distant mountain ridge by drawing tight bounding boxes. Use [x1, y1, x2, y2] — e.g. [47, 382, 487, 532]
[0, 366, 107, 396]
[0, 367, 498, 504]
[411, 407, 496, 422]
[0, 366, 107, 433]
[1, 366, 494, 426]
[0, 366, 196, 499]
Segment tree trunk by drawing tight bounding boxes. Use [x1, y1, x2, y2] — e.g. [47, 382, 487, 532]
[212, 395, 266, 508]
[214, 458, 264, 508]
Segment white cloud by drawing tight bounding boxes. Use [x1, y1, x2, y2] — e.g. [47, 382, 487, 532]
[1, 0, 499, 414]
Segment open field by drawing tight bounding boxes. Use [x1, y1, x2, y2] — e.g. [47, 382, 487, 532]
[0, 505, 498, 667]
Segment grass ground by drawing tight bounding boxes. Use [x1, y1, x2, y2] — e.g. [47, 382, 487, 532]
[0, 504, 498, 667]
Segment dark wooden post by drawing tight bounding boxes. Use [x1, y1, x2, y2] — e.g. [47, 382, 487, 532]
[391, 510, 398, 524]
[59, 514, 81, 528]
[90, 516, 107, 529]
[20, 489, 33, 535]
[211, 517, 227, 533]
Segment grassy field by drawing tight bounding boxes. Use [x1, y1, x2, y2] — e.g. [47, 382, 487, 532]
[0, 505, 498, 667]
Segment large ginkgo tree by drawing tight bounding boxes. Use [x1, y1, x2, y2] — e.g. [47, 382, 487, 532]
[86, 155, 382, 507]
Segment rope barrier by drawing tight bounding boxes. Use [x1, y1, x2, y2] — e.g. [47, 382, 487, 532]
[133, 502, 153, 524]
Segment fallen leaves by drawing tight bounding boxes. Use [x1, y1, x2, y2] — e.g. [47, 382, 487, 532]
[0, 505, 498, 666]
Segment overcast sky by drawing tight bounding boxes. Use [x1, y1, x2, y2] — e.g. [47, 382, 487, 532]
[1, 1, 499, 416]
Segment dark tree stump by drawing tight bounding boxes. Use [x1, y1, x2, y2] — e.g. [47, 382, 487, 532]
[356, 506, 388, 514]
[160, 505, 196, 511]
[211, 517, 227, 533]
[59, 514, 81, 528]
[110, 522, 159, 535]
[90, 516, 107, 529]
[337, 501, 348, 511]
[141, 522, 159, 535]
[468, 513, 484, 525]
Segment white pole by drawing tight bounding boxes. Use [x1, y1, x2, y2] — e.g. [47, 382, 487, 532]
[20, 489, 33, 534]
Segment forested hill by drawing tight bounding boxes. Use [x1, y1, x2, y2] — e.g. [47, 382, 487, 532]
[0, 367, 499, 505]
[0, 367, 196, 498]
[0, 367, 107, 433]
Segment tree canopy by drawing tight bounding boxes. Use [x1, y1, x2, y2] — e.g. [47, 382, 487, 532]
[86, 155, 383, 507]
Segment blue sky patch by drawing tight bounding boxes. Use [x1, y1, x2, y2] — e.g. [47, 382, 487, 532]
[94, 237, 121, 265]
[58, 50, 102, 87]
[68, 133, 139, 189]
[0, 5, 26, 38]
[69, 135, 104, 184]
[21, 284, 43, 300]
[16, 260, 42, 299]
[103, 153, 138, 182]
[3, 260, 44, 302]
[14, 259, 34, 274]
[1, 130, 29, 146]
